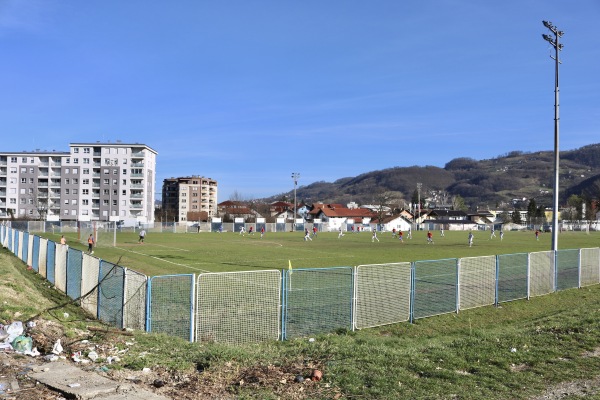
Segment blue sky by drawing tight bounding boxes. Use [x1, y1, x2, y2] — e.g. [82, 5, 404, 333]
[1, 1, 598, 201]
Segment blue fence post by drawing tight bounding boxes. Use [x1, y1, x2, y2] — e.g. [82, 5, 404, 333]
[281, 269, 287, 340]
[455, 258, 460, 313]
[409, 261, 415, 324]
[495, 255, 500, 307]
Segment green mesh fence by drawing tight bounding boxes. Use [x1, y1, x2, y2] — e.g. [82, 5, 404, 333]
[459, 256, 496, 310]
[354, 263, 412, 329]
[196, 270, 281, 344]
[529, 251, 555, 297]
[123, 269, 148, 331]
[497, 253, 528, 303]
[98, 261, 125, 328]
[66, 248, 83, 301]
[148, 274, 195, 342]
[32, 236, 40, 272]
[580, 248, 600, 287]
[556, 249, 580, 291]
[284, 267, 353, 340]
[413, 259, 458, 319]
[46, 240, 55, 284]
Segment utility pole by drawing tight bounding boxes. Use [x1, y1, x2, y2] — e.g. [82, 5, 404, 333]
[542, 20, 564, 252]
[291, 173, 300, 230]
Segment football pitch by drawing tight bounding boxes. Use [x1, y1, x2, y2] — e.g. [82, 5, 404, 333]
[42, 229, 600, 277]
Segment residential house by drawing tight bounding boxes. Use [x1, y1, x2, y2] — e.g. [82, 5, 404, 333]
[308, 203, 376, 231]
[423, 209, 476, 231]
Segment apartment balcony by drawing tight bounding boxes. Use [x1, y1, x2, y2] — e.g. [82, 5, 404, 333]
[131, 152, 145, 158]
[49, 192, 60, 198]
[131, 173, 144, 178]
[0, 202, 5, 207]
[130, 184, 144, 189]
[93, 151, 101, 156]
[93, 162, 101, 167]
[130, 193, 143, 198]
[130, 203, 143, 209]
[38, 172, 49, 177]
[51, 162, 62, 167]
[0, 160, 7, 166]
[0, 190, 6, 196]
[91, 202, 100, 209]
[37, 183, 49, 188]
[93, 173, 100, 177]
[92, 194, 100, 199]
[39, 162, 49, 167]
[0, 169, 6, 177]
[50, 173, 61, 177]
[131, 162, 144, 168]
[50, 181, 61, 187]
[92, 183, 100, 188]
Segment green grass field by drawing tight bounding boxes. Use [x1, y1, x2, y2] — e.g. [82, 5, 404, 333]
[36, 229, 600, 277]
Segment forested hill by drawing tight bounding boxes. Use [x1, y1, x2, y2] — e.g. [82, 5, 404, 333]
[266, 144, 600, 210]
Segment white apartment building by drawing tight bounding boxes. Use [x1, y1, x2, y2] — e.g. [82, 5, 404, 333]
[0, 142, 157, 225]
[162, 176, 218, 222]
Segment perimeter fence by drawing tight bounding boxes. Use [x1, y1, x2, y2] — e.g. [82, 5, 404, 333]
[2, 224, 600, 345]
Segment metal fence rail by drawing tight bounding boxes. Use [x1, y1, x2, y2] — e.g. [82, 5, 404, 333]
[529, 251, 555, 297]
[98, 261, 125, 329]
[283, 267, 353, 339]
[354, 263, 411, 329]
[413, 259, 458, 319]
[147, 274, 195, 342]
[196, 270, 281, 344]
[459, 256, 496, 310]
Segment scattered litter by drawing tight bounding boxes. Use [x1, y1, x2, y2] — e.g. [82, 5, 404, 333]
[311, 369, 323, 381]
[44, 354, 59, 362]
[5, 321, 23, 342]
[67, 383, 81, 388]
[510, 348, 517, 353]
[11, 335, 33, 353]
[24, 347, 40, 357]
[308, 338, 315, 342]
[26, 321, 36, 328]
[72, 351, 82, 363]
[153, 379, 165, 388]
[87, 351, 98, 362]
[142, 367, 151, 373]
[294, 375, 304, 383]
[52, 339, 63, 355]
[63, 313, 69, 319]
[106, 356, 120, 364]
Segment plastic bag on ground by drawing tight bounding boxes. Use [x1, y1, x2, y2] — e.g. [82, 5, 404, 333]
[11, 335, 33, 353]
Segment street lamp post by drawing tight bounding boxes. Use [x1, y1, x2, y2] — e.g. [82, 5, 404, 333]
[542, 20, 564, 251]
[291, 173, 300, 230]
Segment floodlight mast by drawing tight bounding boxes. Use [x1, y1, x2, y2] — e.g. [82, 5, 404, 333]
[542, 21, 563, 252]
[291, 173, 300, 229]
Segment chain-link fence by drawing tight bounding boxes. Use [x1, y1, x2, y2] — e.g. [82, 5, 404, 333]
[3, 226, 600, 345]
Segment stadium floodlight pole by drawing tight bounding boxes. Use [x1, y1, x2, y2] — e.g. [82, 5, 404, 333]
[542, 20, 564, 252]
[416, 182, 422, 231]
[291, 173, 300, 228]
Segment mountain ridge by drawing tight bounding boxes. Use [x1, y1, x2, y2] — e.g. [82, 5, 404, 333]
[265, 144, 600, 210]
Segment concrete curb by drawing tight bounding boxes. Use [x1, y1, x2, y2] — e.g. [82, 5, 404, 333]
[29, 361, 171, 400]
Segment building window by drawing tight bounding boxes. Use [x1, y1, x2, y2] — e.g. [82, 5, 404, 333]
[113, 169, 118, 175]
[103, 200, 109, 206]
[104, 169, 109, 174]
[20, 167, 27, 173]
[10, 167, 16, 173]
[71, 210, 76, 216]
[65, 168, 70, 174]
[10, 157, 16, 163]
[72, 189, 78, 195]
[74, 148, 79, 153]
[9, 198, 16, 204]
[104, 179, 109, 185]
[20, 178, 26, 184]
[66, 158, 70, 164]
[73, 168, 78, 174]
[84, 148, 90, 154]
[65, 178, 70, 184]
[122, 190, 126, 195]
[22, 157, 27, 163]
[82, 210, 88, 215]
[71, 199, 77, 205]
[29, 168, 34, 173]
[122, 169, 127, 175]
[29, 178, 34, 184]
[83, 179, 89, 185]
[83, 168, 89, 175]
[20, 198, 26, 204]
[82, 189, 89, 195]
[73, 158, 79, 164]
[83, 158, 90, 164]
[82, 199, 89, 205]
[64, 199, 69, 205]
[64, 209, 69, 215]
[73, 178, 78, 184]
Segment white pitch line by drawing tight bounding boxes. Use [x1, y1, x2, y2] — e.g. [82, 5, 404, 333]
[114, 246, 211, 273]
[144, 243, 190, 252]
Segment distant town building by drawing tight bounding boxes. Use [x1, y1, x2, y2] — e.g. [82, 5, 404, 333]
[0, 142, 157, 225]
[162, 176, 218, 222]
